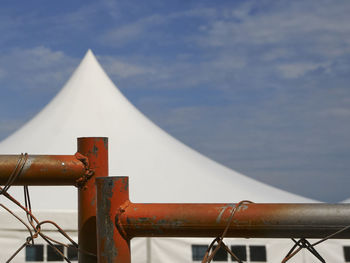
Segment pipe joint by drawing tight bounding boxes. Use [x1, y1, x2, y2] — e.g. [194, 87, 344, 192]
[74, 152, 94, 188]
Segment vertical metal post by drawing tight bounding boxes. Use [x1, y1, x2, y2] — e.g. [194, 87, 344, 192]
[96, 177, 131, 263]
[78, 137, 108, 263]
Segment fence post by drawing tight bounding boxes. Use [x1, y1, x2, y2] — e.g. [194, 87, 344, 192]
[78, 137, 108, 263]
[96, 176, 131, 263]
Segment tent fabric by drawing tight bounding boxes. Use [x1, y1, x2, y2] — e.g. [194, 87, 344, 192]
[0, 50, 313, 211]
[0, 210, 78, 262]
[135, 237, 349, 263]
[3, 50, 342, 263]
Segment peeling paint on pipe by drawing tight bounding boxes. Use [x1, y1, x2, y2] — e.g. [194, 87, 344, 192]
[96, 177, 130, 263]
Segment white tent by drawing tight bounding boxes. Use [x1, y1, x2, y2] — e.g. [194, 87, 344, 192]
[0, 50, 347, 262]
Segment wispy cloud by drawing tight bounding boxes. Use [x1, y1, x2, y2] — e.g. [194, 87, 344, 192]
[277, 62, 331, 79]
[96, 0, 350, 95]
[102, 14, 164, 45]
[197, 0, 350, 51]
[0, 46, 77, 91]
[100, 55, 157, 79]
[101, 7, 216, 46]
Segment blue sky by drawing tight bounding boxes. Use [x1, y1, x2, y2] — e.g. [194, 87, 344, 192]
[0, 0, 349, 202]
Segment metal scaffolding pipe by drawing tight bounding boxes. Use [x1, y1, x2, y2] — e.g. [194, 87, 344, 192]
[0, 155, 85, 185]
[96, 176, 130, 263]
[95, 176, 350, 263]
[118, 202, 350, 239]
[78, 137, 108, 263]
[0, 137, 108, 263]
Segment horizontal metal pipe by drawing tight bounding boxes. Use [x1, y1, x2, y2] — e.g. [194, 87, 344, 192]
[118, 202, 350, 239]
[98, 177, 350, 263]
[0, 155, 86, 185]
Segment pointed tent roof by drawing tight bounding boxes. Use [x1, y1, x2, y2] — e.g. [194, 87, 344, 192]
[342, 198, 350, 203]
[0, 50, 313, 209]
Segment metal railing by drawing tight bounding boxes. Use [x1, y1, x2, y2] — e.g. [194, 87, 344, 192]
[1, 137, 349, 263]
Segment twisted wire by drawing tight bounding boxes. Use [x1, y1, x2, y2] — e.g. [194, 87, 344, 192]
[0, 153, 28, 195]
[0, 153, 96, 262]
[202, 200, 253, 263]
[282, 224, 350, 263]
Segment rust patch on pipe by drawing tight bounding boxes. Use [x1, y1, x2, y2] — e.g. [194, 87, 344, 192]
[103, 137, 108, 151]
[97, 178, 117, 262]
[74, 152, 94, 188]
[115, 201, 130, 240]
[92, 145, 98, 157]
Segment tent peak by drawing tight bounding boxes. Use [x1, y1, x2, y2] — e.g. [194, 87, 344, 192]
[0, 50, 314, 209]
[85, 48, 94, 56]
[68, 49, 111, 90]
[80, 49, 98, 65]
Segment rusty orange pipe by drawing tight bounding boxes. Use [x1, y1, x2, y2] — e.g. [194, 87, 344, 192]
[119, 202, 350, 239]
[0, 138, 109, 263]
[96, 176, 350, 263]
[96, 176, 130, 263]
[0, 155, 85, 185]
[78, 137, 108, 263]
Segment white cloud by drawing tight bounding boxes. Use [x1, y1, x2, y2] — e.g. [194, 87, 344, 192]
[102, 14, 166, 45]
[0, 46, 77, 91]
[196, 0, 350, 60]
[50, 3, 103, 32]
[101, 56, 156, 79]
[97, 0, 350, 93]
[261, 49, 292, 61]
[277, 62, 330, 79]
[17, 47, 65, 69]
[211, 54, 246, 70]
[102, 7, 216, 45]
